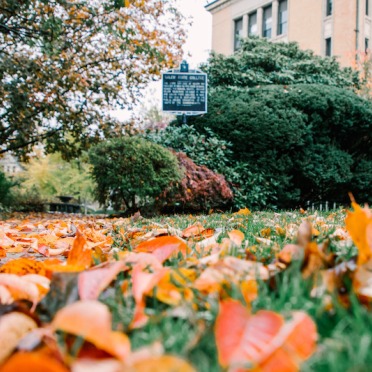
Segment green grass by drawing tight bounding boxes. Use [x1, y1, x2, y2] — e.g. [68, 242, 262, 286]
[94, 208, 372, 371]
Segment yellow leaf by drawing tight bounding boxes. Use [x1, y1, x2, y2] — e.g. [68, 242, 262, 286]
[345, 202, 372, 265]
[234, 207, 251, 216]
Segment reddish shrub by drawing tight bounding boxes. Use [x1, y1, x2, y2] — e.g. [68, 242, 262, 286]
[159, 152, 233, 213]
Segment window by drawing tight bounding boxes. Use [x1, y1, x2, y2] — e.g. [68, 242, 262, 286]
[367, 0, 370, 16]
[326, 0, 333, 16]
[325, 38, 332, 56]
[248, 11, 258, 36]
[263, 5, 272, 38]
[234, 18, 243, 51]
[278, 0, 288, 35]
[366, 38, 370, 53]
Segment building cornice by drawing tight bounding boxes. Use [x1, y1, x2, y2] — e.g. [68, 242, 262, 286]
[205, 0, 233, 13]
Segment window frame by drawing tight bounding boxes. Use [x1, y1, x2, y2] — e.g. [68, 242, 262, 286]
[325, 37, 332, 56]
[277, 0, 288, 36]
[262, 4, 273, 38]
[234, 17, 243, 51]
[248, 11, 258, 37]
[326, 0, 333, 17]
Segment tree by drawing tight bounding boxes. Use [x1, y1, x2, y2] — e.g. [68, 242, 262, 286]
[20, 152, 95, 202]
[201, 37, 360, 89]
[88, 137, 182, 211]
[0, 0, 186, 159]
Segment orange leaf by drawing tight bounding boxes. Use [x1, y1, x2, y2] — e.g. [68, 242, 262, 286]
[345, 202, 372, 265]
[67, 230, 92, 269]
[215, 300, 283, 367]
[215, 300, 317, 370]
[78, 261, 126, 300]
[182, 223, 204, 238]
[234, 208, 251, 216]
[130, 264, 168, 328]
[135, 236, 189, 263]
[51, 300, 130, 361]
[128, 355, 196, 372]
[0, 274, 41, 310]
[0, 352, 69, 372]
[0, 312, 37, 364]
[0, 258, 46, 276]
[228, 230, 245, 246]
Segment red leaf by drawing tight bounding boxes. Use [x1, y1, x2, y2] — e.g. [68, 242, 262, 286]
[78, 261, 126, 300]
[135, 236, 189, 263]
[215, 300, 317, 371]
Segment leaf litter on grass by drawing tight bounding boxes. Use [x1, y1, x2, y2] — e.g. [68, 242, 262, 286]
[0, 203, 371, 371]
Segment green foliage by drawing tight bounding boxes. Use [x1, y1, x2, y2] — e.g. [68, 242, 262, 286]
[11, 186, 46, 212]
[145, 124, 283, 210]
[0, 170, 16, 208]
[20, 153, 95, 203]
[145, 124, 233, 175]
[201, 37, 360, 89]
[88, 137, 182, 211]
[189, 84, 372, 207]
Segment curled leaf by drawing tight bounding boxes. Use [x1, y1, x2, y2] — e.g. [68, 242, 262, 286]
[51, 300, 130, 361]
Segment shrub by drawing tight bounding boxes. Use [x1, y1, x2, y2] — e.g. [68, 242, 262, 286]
[159, 152, 233, 213]
[145, 124, 233, 176]
[146, 124, 287, 210]
[0, 171, 16, 209]
[189, 84, 372, 207]
[11, 187, 47, 212]
[88, 137, 182, 211]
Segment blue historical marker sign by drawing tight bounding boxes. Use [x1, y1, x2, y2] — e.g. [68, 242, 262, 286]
[162, 71, 207, 115]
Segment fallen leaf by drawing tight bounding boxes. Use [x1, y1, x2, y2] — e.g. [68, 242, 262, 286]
[135, 236, 189, 263]
[0, 312, 38, 364]
[0, 351, 69, 372]
[215, 300, 317, 371]
[78, 261, 126, 300]
[124, 355, 196, 372]
[234, 208, 251, 216]
[51, 300, 130, 361]
[67, 230, 92, 269]
[345, 202, 372, 265]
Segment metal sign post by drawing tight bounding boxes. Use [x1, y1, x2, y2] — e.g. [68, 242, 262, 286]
[162, 60, 208, 123]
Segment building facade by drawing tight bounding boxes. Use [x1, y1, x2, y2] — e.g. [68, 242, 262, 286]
[205, 0, 371, 67]
[0, 153, 23, 175]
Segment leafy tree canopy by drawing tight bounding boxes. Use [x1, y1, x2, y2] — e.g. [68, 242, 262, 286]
[0, 0, 186, 159]
[201, 37, 360, 89]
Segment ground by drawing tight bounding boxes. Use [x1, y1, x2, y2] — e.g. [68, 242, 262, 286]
[0, 205, 371, 371]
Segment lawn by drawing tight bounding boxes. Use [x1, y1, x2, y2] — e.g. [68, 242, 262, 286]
[0, 204, 371, 371]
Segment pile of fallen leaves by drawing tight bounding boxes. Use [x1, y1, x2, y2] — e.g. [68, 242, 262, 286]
[0, 201, 371, 371]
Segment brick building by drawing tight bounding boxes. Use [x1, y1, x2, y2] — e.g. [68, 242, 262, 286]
[205, 0, 371, 67]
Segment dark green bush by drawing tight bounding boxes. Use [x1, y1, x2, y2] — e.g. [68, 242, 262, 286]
[88, 137, 182, 211]
[0, 171, 16, 209]
[145, 124, 233, 176]
[188, 84, 372, 207]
